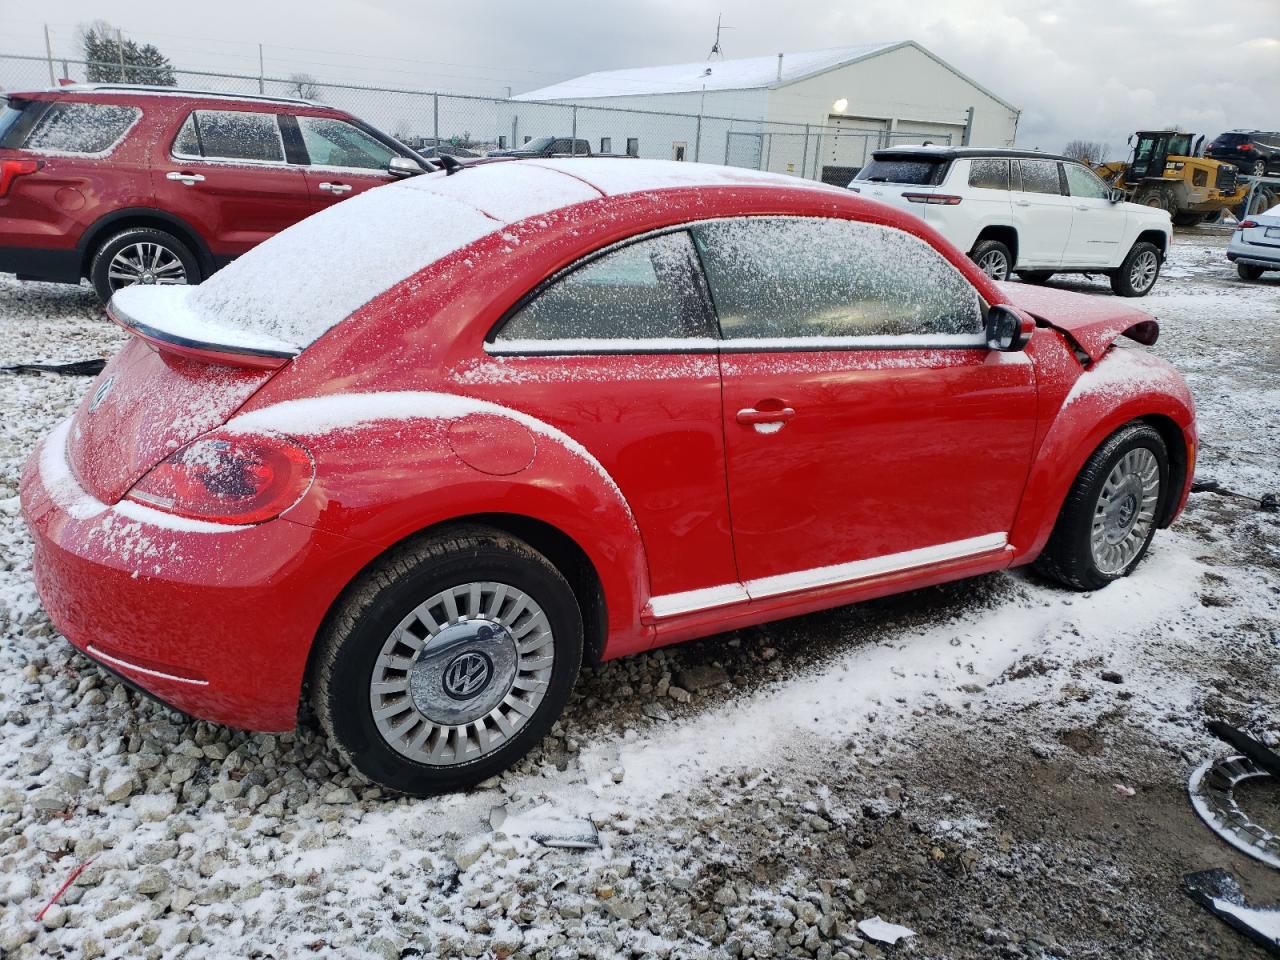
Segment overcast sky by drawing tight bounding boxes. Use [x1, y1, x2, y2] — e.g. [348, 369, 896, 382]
[8, 0, 1278, 158]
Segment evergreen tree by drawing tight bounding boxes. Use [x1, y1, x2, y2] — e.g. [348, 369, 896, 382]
[79, 23, 176, 86]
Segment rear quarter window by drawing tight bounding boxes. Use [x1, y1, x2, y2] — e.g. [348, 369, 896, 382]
[20, 101, 140, 155]
[967, 158, 1010, 190]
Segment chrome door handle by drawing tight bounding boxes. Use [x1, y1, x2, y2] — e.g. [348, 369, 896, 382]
[736, 406, 796, 426]
[319, 182, 353, 194]
[165, 171, 205, 185]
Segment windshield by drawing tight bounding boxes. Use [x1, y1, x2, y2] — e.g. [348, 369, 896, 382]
[523, 136, 555, 151]
[853, 157, 949, 185]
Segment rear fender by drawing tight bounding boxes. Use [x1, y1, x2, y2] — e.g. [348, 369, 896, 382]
[1009, 347, 1195, 561]
[226, 392, 652, 658]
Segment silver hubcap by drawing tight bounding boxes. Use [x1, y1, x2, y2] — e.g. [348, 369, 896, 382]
[977, 249, 1009, 280]
[1091, 448, 1160, 574]
[1129, 250, 1159, 292]
[107, 242, 187, 291]
[370, 582, 554, 767]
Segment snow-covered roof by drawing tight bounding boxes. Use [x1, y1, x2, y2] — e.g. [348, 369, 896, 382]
[111, 159, 833, 354]
[515, 43, 903, 100]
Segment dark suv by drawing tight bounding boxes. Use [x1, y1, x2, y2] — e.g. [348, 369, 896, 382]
[0, 85, 429, 302]
[1205, 130, 1280, 178]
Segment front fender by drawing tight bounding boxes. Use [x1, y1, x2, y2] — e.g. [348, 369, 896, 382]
[1010, 347, 1196, 562]
[227, 392, 653, 658]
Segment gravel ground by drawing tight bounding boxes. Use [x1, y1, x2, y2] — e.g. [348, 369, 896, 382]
[0, 229, 1277, 960]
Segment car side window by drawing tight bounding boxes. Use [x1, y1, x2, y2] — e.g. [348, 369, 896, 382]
[22, 102, 140, 155]
[1063, 163, 1110, 199]
[693, 217, 984, 342]
[968, 158, 1010, 190]
[492, 232, 714, 347]
[1017, 159, 1063, 195]
[173, 110, 285, 163]
[296, 116, 397, 170]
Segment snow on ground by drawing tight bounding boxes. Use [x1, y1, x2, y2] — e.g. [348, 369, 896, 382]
[0, 228, 1277, 960]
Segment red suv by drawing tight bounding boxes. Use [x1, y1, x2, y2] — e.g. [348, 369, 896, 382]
[0, 85, 427, 302]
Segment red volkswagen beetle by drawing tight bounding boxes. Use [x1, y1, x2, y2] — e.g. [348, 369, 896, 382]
[21, 158, 1196, 795]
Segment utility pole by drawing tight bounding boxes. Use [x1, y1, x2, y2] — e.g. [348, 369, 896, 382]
[116, 28, 126, 83]
[258, 44, 265, 94]
[963, 106, 975, 146]
[43, 24, 55, 86]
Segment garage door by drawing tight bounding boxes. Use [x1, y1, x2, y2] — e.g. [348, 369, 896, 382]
[886, 120, 965, 148]
[823, 115, 888, 169]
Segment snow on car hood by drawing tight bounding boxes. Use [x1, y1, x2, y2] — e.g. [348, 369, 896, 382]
[995, 282, 1159, 364]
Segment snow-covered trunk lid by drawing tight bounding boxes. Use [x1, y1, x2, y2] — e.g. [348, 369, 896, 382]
[66, 338, 276, 505]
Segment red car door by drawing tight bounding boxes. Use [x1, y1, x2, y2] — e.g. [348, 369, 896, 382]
[455, 230, 739, 604]
[692, 216, 1039, 592]
[290, 113, 403, 209]
[152, 107, 311, 260]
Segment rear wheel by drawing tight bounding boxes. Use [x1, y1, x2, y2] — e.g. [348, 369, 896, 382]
[89, 227, 201, 304]
[311, 525, 583, 796]
[1134, 186, 1175, 216]
[1171, 212, 1203, 227]
[970, 239, 1013, 281]
[1253, 159, 1268, 178]
[1015, 270, 1054, 284]
[1238, 263, 1265, 281]
[1034, 423, 1169, 591]
[1110, 241, 1162, 296]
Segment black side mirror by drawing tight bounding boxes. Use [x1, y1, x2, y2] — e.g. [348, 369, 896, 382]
[1106, 187, 1126, 203]
[986, 305, 1033, 352]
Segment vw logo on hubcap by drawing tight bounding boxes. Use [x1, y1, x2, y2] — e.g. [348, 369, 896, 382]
[442, 651, 494, 700]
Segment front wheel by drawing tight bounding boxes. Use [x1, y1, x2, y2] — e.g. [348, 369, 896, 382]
[1034, 423, 1169, 591]
[311, 526, 583, 796]
[1238, 263, 1265, 282]
[1016, 270, 1053, 284]
[89, 227, 201, 304]
[970, 239, 1013, 281]
[1110, 241, 1162, 297]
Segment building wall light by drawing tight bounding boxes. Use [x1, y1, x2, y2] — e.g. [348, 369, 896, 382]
[832, 98, 849, 113]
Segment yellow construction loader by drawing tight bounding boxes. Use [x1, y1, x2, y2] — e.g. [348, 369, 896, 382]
[1094, 131, 1276, 225]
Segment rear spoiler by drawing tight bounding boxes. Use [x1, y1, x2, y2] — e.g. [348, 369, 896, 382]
[107, 287, 298, 370]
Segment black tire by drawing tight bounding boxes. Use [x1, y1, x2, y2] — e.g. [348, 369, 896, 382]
[1134, 187, 1175, 215]
[969, 239, 1013, 281]
[1033, 423, 1169, 592]
[1171, 212, 1203, 227]
[1110, 240, 1162, 297]
[1238, 263, 1265, 282]
[89, 227, 201, 304]
[311, 525, 583, 796]
[1015, 270, 1054, 284]
[1253, 159, 1267, 178]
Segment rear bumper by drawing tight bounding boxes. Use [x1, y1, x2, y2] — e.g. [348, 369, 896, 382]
[19, 419, 369, 732]
[0, 242, 81, 283]
[1226, 247, 1280, 268]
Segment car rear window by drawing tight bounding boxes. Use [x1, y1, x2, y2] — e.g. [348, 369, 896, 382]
[1211, 133, 1250, 146]
[20, 101, 140, 155]
[854, 157, 949, 185]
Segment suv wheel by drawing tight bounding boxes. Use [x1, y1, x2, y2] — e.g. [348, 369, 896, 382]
[90, 227, 201, 304]
[1238, 263, 1265, 282]
[1253, 159, 1268, 178]
[970, 239, 1012, 281]
[1110, 241, 1161, 297]
[311, 525, 583, 796]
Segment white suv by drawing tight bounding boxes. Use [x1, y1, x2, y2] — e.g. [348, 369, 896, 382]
[850, 147, 1173, 297]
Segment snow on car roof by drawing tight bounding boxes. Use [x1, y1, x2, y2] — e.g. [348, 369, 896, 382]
[116, 159, 835, 353]
[515, 43, 900, 99]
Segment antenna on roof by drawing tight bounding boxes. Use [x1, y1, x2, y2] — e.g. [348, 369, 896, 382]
[707, 13, 726, 60]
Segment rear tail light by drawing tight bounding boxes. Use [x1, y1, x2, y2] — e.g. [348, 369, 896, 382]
[126, 431, 314, 525]
[1237, 220, 1258, 230]
[1240, 144, 1253, 151]
[0, 158, 43, 198]
[902, 193, 962, 205]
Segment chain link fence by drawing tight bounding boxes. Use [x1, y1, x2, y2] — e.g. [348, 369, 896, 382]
[0, 52, 952, 182]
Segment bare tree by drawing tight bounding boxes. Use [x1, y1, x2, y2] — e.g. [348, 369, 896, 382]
[1063, 139, 1107, 165]
[287, 72, 321, 100]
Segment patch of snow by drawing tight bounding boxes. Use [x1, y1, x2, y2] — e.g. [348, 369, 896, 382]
[528, 157, 842, 195]
[515, 43, 901, 99]
[1061, 343, 1188, 410]
[1212, 898, 1280, 941]
[857, 916, 917, 944]
[37, 420, 105, 521]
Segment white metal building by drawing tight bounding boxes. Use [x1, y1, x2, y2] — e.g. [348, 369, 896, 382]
[513, 41, 1020, 181]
